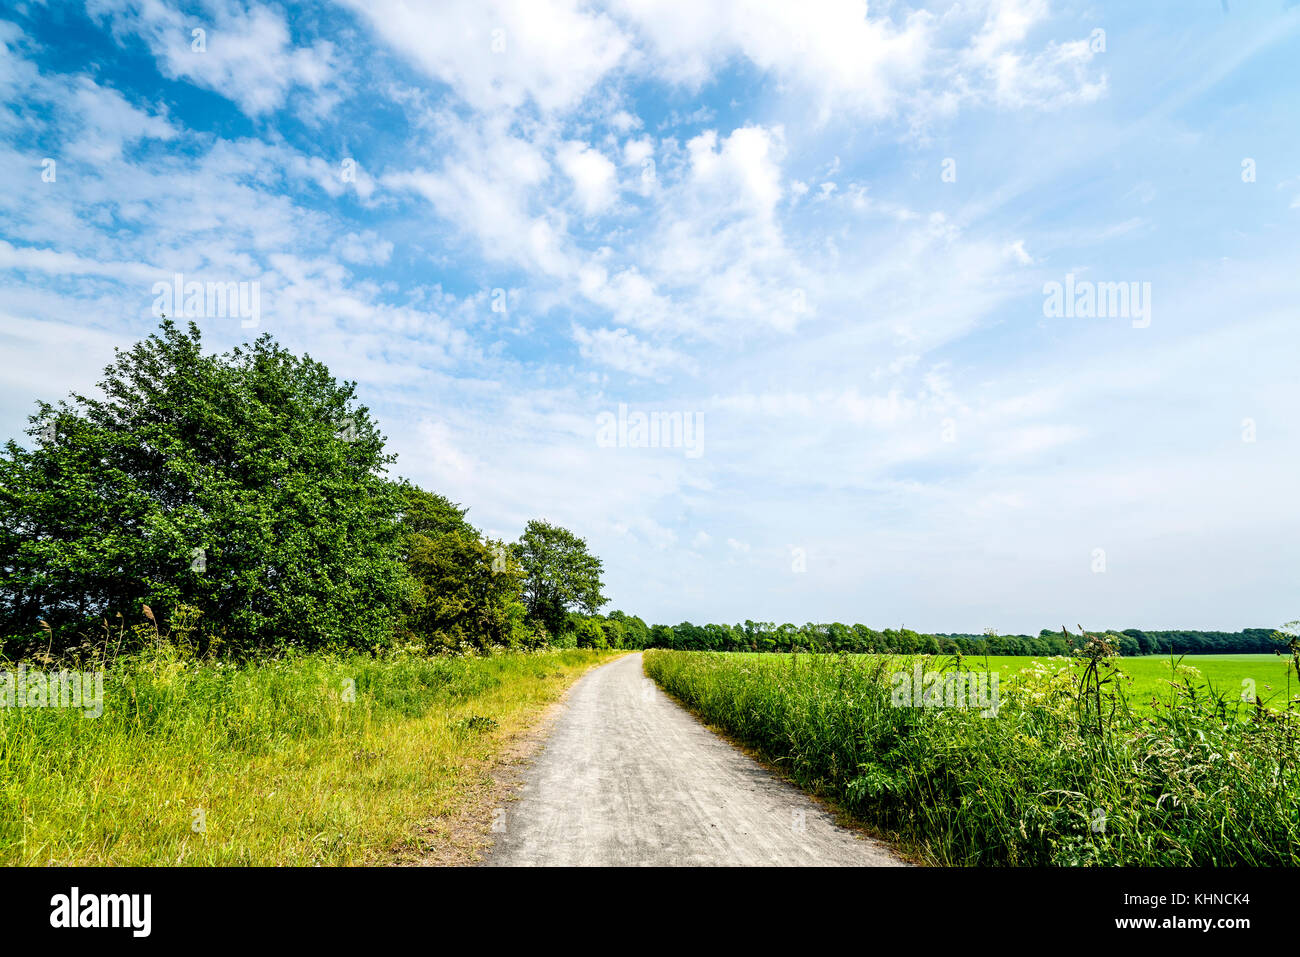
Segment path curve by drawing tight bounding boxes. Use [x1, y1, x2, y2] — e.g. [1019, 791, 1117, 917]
[487, 652, 906, 866]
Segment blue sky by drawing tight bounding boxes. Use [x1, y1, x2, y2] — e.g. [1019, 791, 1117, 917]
[1, 0, 1298, 632]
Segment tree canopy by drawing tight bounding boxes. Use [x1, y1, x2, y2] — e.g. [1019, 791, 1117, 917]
[397, 483, 535, 652]
[0, 319, 408, 653]
[513, 519, 608, 638]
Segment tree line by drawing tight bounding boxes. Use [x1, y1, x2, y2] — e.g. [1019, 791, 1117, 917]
[0, 320, 608, 660]
[596, 621, 1283, 656]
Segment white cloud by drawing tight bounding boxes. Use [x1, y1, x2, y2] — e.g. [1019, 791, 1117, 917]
[383, 115, 570, 276]
[63, 77, 178, 161]
[981, 38, 1108, 110]
[89, 0, 338, 117]
[969, 0, 1048, 62]
[575, 264, 678, 333]
[1005, 239, 1034, 265]
[605, 0, 1103, 124]
[572, 325, 691, 378]
[285, 153, 377, 202]
[0, 239, 161, 284]
[340, 0, 629, 113]
[622, 135, 654, 168]
[557, 141, 618, 215]
[610, 0, 935, 120]
[683, 126, 784, 217]
[343, 0, 1103, 126]
[638, 124, 807, 333]
[334, 231, 394, 266]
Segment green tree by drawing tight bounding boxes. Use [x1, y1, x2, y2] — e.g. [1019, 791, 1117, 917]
[572, 616, 608, 649]
[608, 610, 648, 648]
[396, 484, 531, 652]
[513, 519, 607, 637]
[0, 319, 408, 653]
[649, 624, 674, 648]
[599, 616, 626, 649]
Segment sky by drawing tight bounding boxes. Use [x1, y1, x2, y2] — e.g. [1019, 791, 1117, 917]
[1, 0, 1298, 634]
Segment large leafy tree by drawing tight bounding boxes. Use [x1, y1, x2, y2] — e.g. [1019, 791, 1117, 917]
[0, 319, 408, 652]
[396, 483, 532, 651]
[513, 519, 607, 638]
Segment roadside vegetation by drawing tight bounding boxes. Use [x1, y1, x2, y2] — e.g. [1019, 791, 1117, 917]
[645, 627, 1300, 866]
[0, 320, 624, 864]
[0, 646, 618, 865]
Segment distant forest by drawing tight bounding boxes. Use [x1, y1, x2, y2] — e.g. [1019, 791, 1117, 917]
[935, 628, 1280, 657]
[601, 619, 1284, 656]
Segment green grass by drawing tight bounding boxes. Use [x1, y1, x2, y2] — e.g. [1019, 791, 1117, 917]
[644, 649, 1300, 866]
[0, 647, 620, 865]
[963, 654, 1299, 712]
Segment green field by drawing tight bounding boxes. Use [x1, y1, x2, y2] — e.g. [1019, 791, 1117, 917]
[644, 649, 1300, 866]
[962, 654, 1298, 712]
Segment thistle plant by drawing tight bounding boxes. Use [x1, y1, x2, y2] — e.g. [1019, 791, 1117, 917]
[1067, 625, 1126, 743]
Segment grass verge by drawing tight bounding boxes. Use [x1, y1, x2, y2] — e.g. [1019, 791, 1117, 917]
[0, 648, 620, 865]
[643, 649, 1300, 866]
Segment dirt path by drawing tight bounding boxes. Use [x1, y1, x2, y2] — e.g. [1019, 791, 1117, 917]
[486, 652, 907, 866]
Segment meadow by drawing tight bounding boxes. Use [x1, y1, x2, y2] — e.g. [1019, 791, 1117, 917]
[644, 649, 1300, 866]
[0, 647, 619, 865]
[965, 654, 1297, 712]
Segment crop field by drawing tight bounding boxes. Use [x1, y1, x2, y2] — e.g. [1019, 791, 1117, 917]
[691, 652, 1299, 711]
[955, 654, 1297, 711]
[644, 649, 1300, 866]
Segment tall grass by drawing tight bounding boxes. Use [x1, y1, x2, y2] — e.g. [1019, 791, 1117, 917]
[643, 649, 1300, 865]
[0, 646, 617, 864]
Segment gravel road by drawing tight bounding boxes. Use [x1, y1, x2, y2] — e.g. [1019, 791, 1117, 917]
[486, 652, 907, 866]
